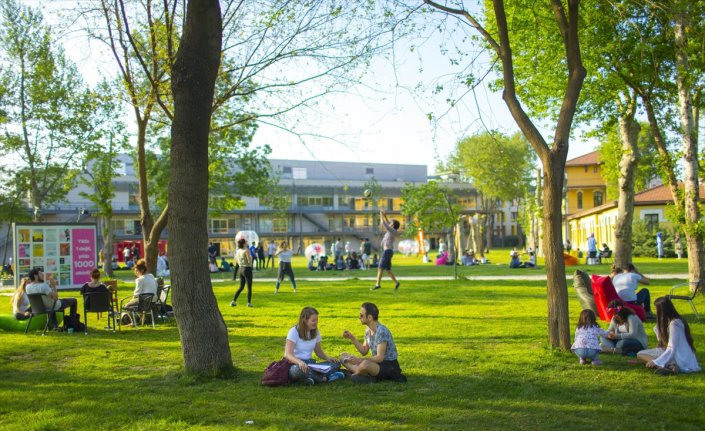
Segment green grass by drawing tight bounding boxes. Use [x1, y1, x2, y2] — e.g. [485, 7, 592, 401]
[1, 270, 704, 430]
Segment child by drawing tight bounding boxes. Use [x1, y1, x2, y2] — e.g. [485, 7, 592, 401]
[571, 309, 609, 365]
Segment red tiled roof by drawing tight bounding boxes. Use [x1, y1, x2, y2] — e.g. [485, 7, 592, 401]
[567, 182, 705, 220]
[566, 151, 599, 166]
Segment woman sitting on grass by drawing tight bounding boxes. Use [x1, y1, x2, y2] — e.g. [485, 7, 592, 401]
[284, 306, 344, 385]
[11, 277, 30, 320]
[637, 297, 701, 375]
[599, 299, 648, 356]
[571, 309, 609, 365]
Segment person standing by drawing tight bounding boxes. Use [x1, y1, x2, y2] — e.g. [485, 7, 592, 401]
[256, 242, 266, 270]
[266, 241, 277, 269]
[674, 232, 683, 259]
[122, 245, 131, 264]
[334, 238, 343, 261]
[372, 209, 400, 290]
[232, 238, 254, 307]
[275, 241, 297, 293]
[249, 242, 258, 271]
[656, 232, 664, 259]
[586, 233, 597, 264]
[131, 243, 140, 260]
[341, 302, 406, 383]
[361, 238, 372, 269]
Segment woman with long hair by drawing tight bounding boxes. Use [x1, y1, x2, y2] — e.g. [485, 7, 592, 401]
[284, 306, 343, 385]
[275, 241, 296, 293]
[599, 299, 648, 356]
[637, 297, 701, 375]
[231, 238, 253, 307]
[126, 259, 158, 307]
[80, 268, 108, 308]
[11, 278, 30, 320]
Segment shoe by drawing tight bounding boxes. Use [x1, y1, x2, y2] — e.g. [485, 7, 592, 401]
[230, 301, 236, 307]
[303, 377, 315, 386]
[371, 285, 381, 290]
[579, 358, 586, 365]
[655, 365, 678, 376]
[293, 289, 297, 293]
[327, 371, 345, 382]
[247, 303, 254, 308]
[351, 374, 375, 384]
[275, 288, 279, 294]
[592, 359, 604, 366]
[394, 282, 400, 290]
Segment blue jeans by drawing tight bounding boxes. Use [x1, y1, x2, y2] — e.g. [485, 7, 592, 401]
[635, 288, 651, 313]
[288, 359, 339, 383]
[573, 348, 600, 361]
[599, 336, 645, 355]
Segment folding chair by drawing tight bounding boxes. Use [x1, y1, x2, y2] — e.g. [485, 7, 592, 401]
[153, 284, 171, 322]
[600, 250, 613, 264]
[25, 293, 58, 335]
[83, 291, 117, 334]
[120, 293, 156, 329]
[667, 280, 701, 320]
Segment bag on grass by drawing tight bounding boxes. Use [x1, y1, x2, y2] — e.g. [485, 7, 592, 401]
[63, 313, 86, 332]
[260, 358, 292, 386]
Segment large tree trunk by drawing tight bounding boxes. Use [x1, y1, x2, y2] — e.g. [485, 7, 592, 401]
[613, 96, 639, 270]
[101, 216, 114, 278]
[168, 0, 231, 375]
[674, 10, 705, 291]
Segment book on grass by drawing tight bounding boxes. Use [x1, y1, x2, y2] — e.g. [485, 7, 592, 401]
[308, 363, 333, 373]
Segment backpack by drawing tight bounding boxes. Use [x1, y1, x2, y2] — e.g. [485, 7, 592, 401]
[63, 313, 86, 332]
[260, 358, 292, 386]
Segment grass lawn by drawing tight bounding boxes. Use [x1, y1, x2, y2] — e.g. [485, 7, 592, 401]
[1, 262, 705, 430]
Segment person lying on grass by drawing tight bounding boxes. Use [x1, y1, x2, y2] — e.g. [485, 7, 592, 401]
[636, 297, 701, 375]
[341, 302, 406, 384]
[284, 306, 344, 385]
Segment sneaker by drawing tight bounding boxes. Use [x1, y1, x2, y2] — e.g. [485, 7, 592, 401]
[303, 377, 315, 386]
[230, 301, 236, 307]
[327, 371, 345, 382]
[350, 374, 375, 384]
[247, 303, 254, 308]
[274, 288, 279, 294]
[371, 285, 381, 290]
[293, 289, 297, 293]
[655, 365, 678, 376]
[394, 282, 400, 290]
[579, 358, 586, 365]
[592, 359, 604, 366]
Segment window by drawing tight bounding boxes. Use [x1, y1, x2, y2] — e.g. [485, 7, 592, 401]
[282, 166, 292, 174]
[210, 219, 228, 234]
[577, 191, 583, 210]
[644, 214, 659, 231]
[593, 166, 598, 173]
[366, 167, 374, 174]
[511, 212, 518, 221]
[297, 196, 333, 207]
[128, 183, 139, 206]
[593, 191, 603, 207]
[272, 218, 288, 233]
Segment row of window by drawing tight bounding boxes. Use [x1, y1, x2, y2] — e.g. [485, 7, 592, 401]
[576, 191, 603, 210]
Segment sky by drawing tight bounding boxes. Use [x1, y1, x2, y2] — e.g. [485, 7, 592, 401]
[26, 0, 598, 174]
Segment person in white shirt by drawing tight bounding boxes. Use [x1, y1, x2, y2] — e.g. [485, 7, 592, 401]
[637, 297, 700, 375]
[25, 268, 78, 328]
[612, 263, 653, 318]
[275, 241, 297, 293]
[284, 306, 343, 385]
[125, 259, 158, 308]
[266, 241, 277, 269]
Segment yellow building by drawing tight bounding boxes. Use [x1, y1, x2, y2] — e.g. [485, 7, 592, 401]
[565, 151, 606, 217]
[566, 183, 704, 250]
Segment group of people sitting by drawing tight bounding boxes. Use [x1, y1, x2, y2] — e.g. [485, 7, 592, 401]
[571, 297, 700, 375]
[509, 248, 536, 269]
[308, 253, 378, 271]
[283, 302, 406, 385]
[460, 250, 489, 266]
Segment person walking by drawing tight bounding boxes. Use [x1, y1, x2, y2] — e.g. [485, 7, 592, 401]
[231, 238, 254, 307]
[275, 241, 297, 293]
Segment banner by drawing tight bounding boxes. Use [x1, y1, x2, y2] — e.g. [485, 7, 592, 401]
[13, 223, 97, 289]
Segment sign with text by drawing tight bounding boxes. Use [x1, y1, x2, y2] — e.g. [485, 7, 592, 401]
[13, 223, 97, 289]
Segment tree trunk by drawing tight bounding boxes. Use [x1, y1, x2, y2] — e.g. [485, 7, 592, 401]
[674, 10, 705, 291]
[542, 151, 571, 349]
[168, 0, 231, 375]
[613, 97, 640, 270]
[101, 216, 114, 278]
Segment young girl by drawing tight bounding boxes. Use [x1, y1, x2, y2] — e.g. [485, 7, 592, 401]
[231, 238, 253, 307]
[571, 309, 609, 365]
[284, 306, 344, 385]
[600, 299, 648, 356]
[637, 297, 701, 375]
[11, 278, 30, 320]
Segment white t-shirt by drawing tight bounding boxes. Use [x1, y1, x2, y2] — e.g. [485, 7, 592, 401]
[286, 326, 321, 360]
[278, 250, 293, 263]
[612, 272, 642, 302]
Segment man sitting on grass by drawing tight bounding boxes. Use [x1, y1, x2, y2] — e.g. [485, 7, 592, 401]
[341, 302, 406, 384]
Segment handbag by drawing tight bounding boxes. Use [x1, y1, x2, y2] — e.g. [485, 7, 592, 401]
[260, 358, 292, 386]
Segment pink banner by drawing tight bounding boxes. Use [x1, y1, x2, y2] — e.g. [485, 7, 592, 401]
[72, 228, 96, 285]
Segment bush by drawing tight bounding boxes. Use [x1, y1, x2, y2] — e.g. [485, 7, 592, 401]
[631, 220, 682, 258]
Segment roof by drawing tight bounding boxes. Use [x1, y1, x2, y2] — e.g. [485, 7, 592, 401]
[566, 151, 599, 166]
[566, 182, 705, 220]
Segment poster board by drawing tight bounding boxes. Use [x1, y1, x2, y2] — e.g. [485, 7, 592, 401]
[13, 223, 97, 290]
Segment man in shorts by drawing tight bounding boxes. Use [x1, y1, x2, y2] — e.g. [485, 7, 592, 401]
[372, 209, 400, 290]
[341, 302, 406, 383]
